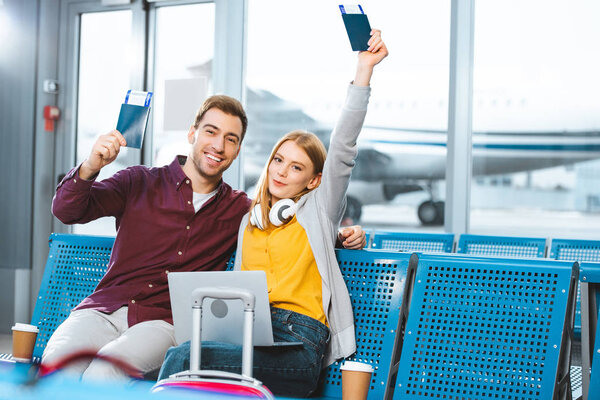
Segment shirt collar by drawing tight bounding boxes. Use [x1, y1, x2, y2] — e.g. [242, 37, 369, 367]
[167, 156, 188, 190]
[170, 155, 225, 195]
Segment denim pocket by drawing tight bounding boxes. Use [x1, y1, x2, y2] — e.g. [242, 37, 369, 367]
[286, 315, 329, 354]
[287, 322, 320, 352]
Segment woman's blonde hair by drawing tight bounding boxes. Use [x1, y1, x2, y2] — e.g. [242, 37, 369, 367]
[248, 130, 327, 231]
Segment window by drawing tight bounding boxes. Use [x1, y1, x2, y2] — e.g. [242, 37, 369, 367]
[246, 0, 450, 230]
[151, 3, 215, 167]
[470, 0, 600, 238]
[74, 10, 132, 235]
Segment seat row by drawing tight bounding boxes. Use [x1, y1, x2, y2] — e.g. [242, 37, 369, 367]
[366, 230, 600, 400]
[2, 233, 595, 400]
[366, 231, 600, 334]
[367, 231, 600, 263]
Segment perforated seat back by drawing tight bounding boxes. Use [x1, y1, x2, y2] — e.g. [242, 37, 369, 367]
[393, 253, 577, 400]
[314, 249, 414, 400]
[30, 234, 413, 400]
[31, 233, 115, 359]
[549, 238, 600, 339]
[457, 234, 546, 258]
[549, 238, 600, 262]
[225, 251, 236, 271]
[589, 323, 600, 396]
[32, 234, 239, 360]
[371, 231, 454, 253]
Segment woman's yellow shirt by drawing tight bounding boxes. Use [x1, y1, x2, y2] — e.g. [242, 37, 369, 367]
[241, 216, 326, 325]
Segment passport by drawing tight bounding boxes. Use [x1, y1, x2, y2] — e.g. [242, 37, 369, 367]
[340, 5, 372, 52]
[116, 103, 150, 149]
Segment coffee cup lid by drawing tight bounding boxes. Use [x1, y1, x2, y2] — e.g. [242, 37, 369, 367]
[340, 361, 374, 373]
[11, 323, 39, 333]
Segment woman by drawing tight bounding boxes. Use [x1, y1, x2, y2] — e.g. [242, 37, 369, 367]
[158, 30, 388, 397]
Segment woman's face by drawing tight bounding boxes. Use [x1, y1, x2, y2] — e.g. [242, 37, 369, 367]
[267, 140, 321, 204]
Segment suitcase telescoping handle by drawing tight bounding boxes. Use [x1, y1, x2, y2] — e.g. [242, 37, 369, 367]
[190, 287, 256, 379]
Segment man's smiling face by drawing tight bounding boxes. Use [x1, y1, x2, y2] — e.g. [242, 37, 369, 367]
[187, 107, 243, 182]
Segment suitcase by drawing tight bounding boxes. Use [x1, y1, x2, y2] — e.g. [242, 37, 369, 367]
[152, 287, 275, 399]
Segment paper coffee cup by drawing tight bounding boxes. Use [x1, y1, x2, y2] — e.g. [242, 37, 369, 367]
[11, 323, 39, 363]
[340, 361, 373, 400]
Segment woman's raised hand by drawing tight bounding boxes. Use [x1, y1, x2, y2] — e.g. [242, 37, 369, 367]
[360, 29, 388, 66]
[354, 29, 389, 86]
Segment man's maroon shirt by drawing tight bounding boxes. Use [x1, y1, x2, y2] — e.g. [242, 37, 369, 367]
[52, 156, 251, 327]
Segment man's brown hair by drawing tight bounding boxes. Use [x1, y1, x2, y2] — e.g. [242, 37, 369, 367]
[193, 95, 248, 142]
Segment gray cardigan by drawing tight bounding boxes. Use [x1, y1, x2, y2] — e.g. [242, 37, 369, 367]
[234, 84, 371, 366]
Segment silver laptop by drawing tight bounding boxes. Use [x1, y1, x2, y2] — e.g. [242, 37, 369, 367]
[168, 271, 302, 347]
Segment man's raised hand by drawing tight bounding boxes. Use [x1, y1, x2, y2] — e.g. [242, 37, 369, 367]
[79, 130, 127, 180]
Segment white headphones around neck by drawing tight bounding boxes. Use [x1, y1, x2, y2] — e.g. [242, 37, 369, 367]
[250, 199, 297, 230]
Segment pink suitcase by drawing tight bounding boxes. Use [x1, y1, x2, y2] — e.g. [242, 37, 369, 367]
[152, 287, 275, 399]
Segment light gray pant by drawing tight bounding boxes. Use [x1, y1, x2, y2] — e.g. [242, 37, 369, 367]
[42, 307, 176, 381]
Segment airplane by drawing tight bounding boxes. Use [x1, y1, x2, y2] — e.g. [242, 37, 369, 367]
[146, 54, 600, 226]
[347, 126, 600, 225]
[151, 60, 600, 226]
[242, 88, 600, 226]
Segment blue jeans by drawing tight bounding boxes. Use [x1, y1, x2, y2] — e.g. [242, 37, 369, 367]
[158, 307, 330, 397]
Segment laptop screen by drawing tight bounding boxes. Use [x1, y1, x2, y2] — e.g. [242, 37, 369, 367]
[168, 271, 275, 346]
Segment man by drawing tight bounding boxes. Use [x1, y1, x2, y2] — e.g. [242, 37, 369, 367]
[44, 95, 365, 380]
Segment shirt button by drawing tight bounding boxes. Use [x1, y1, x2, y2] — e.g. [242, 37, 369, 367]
[176, 182, 179, 185]
[131, 300, 136, 304]
[178, 251, 182, 255]
[73, 179, 77, 183]
[165, 270, 170, 274]
[186, 180, 190, 184]
[187, 201, 191, 205]
[186, 226, 190, 230]
[148, 284, 153, 288]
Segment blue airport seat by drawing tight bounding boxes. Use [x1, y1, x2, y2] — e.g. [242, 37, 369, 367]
[370, 231, 454, 253]
[577, 262, 600, 400]
[589, 348, 600, 400]
[549, 239, 600, 263]
[31, 233, 115, 360]
[301, 249, 415, 400]
[549, 239, 600, 343]
[456, 233, 546, 258]
[225, 251, 236, 271]
[8, 233, 413, 400]
[27, 234, 237, 361]
[393, 253, 577, 400]
[588, 306, 600, 398]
